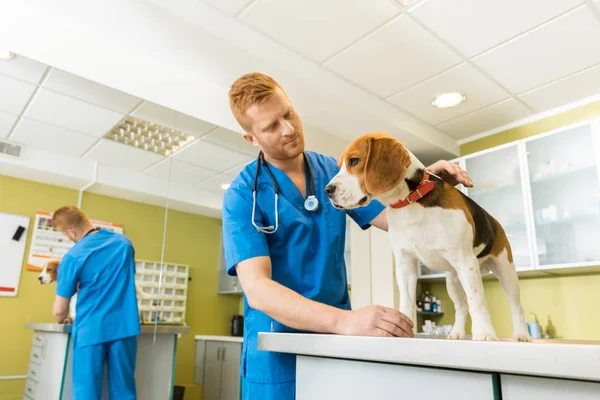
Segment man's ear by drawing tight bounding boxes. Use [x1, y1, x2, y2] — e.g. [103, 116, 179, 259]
[242, 132, 259, 147]
[364, 137, 410, 196]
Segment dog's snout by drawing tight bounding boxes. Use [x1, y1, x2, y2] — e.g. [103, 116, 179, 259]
[325, 184, 336, 197]
[38, 276, 42, 282]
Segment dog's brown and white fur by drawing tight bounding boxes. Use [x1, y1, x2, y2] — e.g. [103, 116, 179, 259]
[38, 259, 149, 323]
[326, 132, 531, 342]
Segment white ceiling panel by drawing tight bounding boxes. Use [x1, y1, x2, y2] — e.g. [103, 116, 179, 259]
[83, 139, 164, 171]
[518, 64, 600, 113]
[132, 101, 216, 137]
[437, 99, 532, 138]
[43, 68, 142, 113]
[202, 127, 258, 156]
[224, 159, 255, 177]
[472, 6, 600, 94]
[324, 14, 462, 97]
[410, 0, 585, 58]
[25, 89, 125, 137]
[0, 111, 17, 138]
[388, 63, 510, 125]
[239, 0, 400, 62]
[0, 54, 47, 84]
[174, 139, 253, 171]
[11, 118, 97, 157]
[195, 172, 237, 194]
[0, 74, 36, 114]
[144, 158, 218, 185]
[202, 0, 253, 16]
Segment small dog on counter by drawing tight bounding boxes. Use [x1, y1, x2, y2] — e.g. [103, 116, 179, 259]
[38, 259, 150, 324]
[325, 132, 532, 342]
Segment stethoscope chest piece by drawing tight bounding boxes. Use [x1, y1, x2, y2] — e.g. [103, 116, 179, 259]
[304, 195, 319, 212]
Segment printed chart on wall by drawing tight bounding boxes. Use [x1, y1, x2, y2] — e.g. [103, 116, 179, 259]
[26, 210, 124, 271]
[0, 212, 30, 297]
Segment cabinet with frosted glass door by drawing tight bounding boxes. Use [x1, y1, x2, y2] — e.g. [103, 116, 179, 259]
[523, 121, 600, 271]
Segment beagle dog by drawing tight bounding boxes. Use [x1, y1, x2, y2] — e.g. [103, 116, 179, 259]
[325, 132, 531, 342]
[38, 259, 150, 323]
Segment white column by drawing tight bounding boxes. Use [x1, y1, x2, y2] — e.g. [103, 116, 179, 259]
[349, 223, 371, 309]
[369, 228, 395, 309]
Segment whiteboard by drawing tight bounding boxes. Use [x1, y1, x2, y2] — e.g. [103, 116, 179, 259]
[0, 212, 30, 297]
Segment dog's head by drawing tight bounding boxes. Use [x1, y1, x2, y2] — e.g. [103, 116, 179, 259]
[325, 132, 411, 209]
[38, 260, 60, 284]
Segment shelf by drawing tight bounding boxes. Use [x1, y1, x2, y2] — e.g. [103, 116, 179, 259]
[468, 182, 518, 196]
[530, 165, 597, 184]
[535, 213, 599, 226]
[417, 312, 444, 317]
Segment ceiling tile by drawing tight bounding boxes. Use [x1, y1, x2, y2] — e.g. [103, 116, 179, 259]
[324, 14, 462, 97]
[472, 6, 600, 94]
[0, 74, 36, 114]
[132, 101, 216, 137]
[202, 0, 253, 15]
[83, 139, 164, 172]
[174, 139, 253, 171]
[195, 172, 237, 194]
[387, 63, 510, 125]
[518, 64, 600, 113]
[0, 54, 47, 84]
[0, 111, 17, 138]
[144, 158, 218, 185]
[43, 68, 141, 113]
[10, 118, 97, 157]
[24, 89, 124, 137]
[224, 159, 255, 176]
[201, 127, 258, 156]
[436, 99, 532, 138]
[410, 0, 585, 58]
[240, 0, 401, 62]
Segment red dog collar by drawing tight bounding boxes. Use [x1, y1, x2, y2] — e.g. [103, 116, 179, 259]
[390, 171, 435, 209]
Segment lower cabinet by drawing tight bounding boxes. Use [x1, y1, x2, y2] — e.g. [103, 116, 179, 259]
[195, 339, 242, 400]
[501, 375, 600, 400]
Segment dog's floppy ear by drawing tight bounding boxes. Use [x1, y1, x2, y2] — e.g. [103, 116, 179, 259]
[364, 134, 410, 196]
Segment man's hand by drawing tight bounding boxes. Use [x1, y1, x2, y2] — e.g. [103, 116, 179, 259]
[336, 305, 414, 337]
[427, 160, 473, 188]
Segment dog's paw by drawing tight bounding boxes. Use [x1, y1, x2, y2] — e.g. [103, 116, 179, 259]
[472, 333, 499, 341]
[447, 331, 467, 340]
[512, 334, 532, 342]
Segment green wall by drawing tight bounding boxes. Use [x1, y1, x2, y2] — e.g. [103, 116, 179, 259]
[0, 174, 239, 400]
[422, 100, 600, 341]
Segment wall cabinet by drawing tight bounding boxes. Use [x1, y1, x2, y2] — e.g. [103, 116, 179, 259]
[419, 119, 600, 280]
[218, 240, 243, 295]
[195, 338, 242, 400]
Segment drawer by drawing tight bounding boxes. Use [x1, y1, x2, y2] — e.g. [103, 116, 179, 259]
[27, 361, 42, 383]
[30, 345, 43, 364]
[31, 332, 46, 348]
[24, 379, 38, 399]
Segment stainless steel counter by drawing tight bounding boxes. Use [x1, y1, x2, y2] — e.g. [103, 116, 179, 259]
[25, 322, 190, 335]
[258, 332, 600, 382]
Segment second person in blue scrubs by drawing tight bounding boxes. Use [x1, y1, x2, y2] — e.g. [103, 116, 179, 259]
[222, 73, 473, 400]
[51, 206, 141, 400]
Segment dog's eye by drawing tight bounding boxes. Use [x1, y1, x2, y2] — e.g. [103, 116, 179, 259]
[348, 157, 359, 167]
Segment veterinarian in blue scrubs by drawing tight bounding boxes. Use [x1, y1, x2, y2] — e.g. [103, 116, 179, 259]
[222, 73, 472, 400]
[51, 206, 140, 400]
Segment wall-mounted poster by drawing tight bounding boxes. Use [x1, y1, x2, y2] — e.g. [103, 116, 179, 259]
[26, 210, 124, 271]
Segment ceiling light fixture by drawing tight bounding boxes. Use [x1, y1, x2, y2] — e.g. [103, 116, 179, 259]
[220, 183, 231, 190]
[432, 91, 466, 109]
[0, 49, 15, 60]
[104, 116, 195, 156]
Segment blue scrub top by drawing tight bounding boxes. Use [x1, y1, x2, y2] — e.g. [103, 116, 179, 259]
[56, 229, 141, 348]
[222, 151, 385, 384]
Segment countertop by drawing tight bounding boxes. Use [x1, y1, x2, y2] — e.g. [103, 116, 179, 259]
[25, 322, 190, 335]
[258, 332, 600, 382]
[195, 335, 243, 343]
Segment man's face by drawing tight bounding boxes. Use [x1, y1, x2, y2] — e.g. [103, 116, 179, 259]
[243, 88, 305, 161]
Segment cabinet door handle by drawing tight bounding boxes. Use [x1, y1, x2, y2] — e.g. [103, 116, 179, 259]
[222, 346, 226, 361]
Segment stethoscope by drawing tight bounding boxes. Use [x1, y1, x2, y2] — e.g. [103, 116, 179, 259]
[252, 151, 319, 234]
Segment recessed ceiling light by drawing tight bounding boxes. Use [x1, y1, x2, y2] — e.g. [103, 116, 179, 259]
[104, 116, 196, 156]
[432, 91, 466, 109]
[220, 183, 231, 190]
[0, 49, 15, 60]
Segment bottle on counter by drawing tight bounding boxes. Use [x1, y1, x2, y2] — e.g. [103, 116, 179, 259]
[423, 292, 431, 312]
[527, 313, 542, 339]
[436, 299, 442, 313]
[431, 296, 438, 313]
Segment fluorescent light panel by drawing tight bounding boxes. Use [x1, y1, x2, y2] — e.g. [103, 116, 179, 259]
[104, 116, 195, 156]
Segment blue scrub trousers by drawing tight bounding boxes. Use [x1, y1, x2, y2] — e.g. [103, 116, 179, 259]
[72, 335, 137, 399]
[242, 377, 295, 400]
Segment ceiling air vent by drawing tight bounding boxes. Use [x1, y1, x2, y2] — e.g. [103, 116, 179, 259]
[0, 140, 21, 157]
